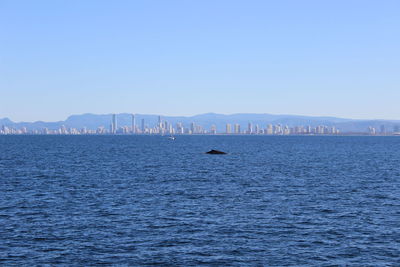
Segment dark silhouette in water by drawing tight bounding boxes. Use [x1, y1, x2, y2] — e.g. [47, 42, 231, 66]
[206, 149, 227, 154]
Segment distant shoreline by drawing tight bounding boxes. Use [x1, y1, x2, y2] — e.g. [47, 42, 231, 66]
[1, 134, 399, 137]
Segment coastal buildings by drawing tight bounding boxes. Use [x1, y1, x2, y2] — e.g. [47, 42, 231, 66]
[2, 114, 400, 136]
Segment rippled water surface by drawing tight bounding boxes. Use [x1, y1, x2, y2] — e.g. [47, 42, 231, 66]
[1, 135, 400, 266]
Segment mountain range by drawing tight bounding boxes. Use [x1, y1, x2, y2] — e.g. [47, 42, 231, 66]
[1, 113, 399, 133]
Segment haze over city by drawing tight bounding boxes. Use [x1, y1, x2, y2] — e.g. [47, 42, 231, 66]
[1, 0, 400, 122]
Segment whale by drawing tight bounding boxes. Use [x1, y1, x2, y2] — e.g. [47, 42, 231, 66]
[206, 149, 227, 154]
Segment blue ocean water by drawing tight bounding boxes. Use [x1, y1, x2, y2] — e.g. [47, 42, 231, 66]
[0, 135, 399, 266]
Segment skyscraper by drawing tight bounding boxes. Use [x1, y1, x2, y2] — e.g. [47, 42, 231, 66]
[283, 125, 290, 135]
[163, 121, 168, 134]
[111, 114, 117, 134]
[266, 124, 273, 135]
[141, 118, 145, 133]
[190, 122, 195, 134]
[226, 124, 232, 134]
[248, 122, 253, 134]
[234, 124, 240, 134]
[368, 126, 376, 135]
[158, 116, 162, 128]
[176, 122, 183, 134]
[210, 125, 217, 134]
[131, 114, 136, 134]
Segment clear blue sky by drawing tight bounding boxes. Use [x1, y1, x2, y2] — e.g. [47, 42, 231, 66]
[1, 0, 399, 122]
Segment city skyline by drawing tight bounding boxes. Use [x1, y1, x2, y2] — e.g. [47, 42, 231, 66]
[1, 0, 400, 121]
[1, 111, 400, 124]
[1, 112, 400, 136]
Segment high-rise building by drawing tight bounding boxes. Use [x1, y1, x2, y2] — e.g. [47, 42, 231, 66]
[195, 125, 203, 134]
[283, 125, 290, 135]
[176, 122, 184, 134]
[368, 126, 376, 135]
[266, 124, 273, 135]
[141, 118, 145, 133]
[210, 125, 217, 134]
[247, 122, 253, 134]
[61, 125, 68, 134]
[234, 124, 241, 134]
[226, 124, 232, 134]
[274, 124, 282, 135]
[294, 126, 303, 134]
[158, 116, 162, 129]
[315, 125, 323, 134]
[163, 121, 168, 134]
[131, 114, 136, 134]
[190, 122, 195, 134]
[110, 114, 117, 134]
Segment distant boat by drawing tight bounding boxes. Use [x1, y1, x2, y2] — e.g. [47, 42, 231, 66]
[168, 136, 176, 140]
